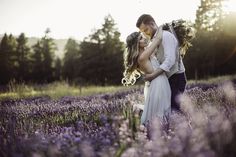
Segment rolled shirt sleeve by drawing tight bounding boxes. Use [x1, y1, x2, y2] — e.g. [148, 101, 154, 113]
[159, 31, 178, 72]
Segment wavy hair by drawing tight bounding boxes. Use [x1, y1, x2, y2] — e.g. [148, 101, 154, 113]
[122, 32, 142, 86]
[162, 19, 195, 56]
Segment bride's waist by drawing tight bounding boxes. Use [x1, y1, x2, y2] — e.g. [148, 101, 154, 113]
[144, 73, 166, 84]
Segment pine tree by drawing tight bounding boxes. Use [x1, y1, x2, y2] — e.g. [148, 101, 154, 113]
[54, 57, 62, 80]
[16, 33, 31, 81]
[62, 38, 80, 81]
[31, 28, 56, 83]
[41, 28, 57, 82]
[77, 15, 125, 85]
[31, 41, 44, 82]
[0, 33, 17, 84]
[185, 0, 235, 79]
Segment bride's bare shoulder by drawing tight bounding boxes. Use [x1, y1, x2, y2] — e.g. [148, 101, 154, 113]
[137, 52, 147, 64]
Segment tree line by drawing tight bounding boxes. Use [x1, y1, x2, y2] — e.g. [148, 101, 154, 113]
[0, 15, 124, 85]
[0, 0, 236, 86]
[184, 0, 236, 79]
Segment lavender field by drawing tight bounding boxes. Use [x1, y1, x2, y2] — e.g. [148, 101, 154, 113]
[1, 80, 236, 157]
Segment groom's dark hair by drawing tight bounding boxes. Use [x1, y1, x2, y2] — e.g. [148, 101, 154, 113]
[136, 14, 156, 28]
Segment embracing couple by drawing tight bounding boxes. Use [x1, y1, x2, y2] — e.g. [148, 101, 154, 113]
[122, 14, 194, 126]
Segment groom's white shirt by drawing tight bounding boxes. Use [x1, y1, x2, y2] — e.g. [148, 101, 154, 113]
[152, 30, 185, 78]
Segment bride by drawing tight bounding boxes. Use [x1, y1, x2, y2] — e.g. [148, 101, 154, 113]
[122, 28, 171, 125]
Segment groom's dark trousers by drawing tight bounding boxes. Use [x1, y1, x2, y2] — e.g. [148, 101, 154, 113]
[168, 72, 187, 111]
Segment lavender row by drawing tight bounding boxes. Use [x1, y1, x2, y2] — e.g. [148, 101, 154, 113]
[0, 81, 236, 157]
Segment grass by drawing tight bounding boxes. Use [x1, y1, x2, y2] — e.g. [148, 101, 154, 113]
[0, 74, 235, 101]
[188, 74, 236, 84]
[0, 81, 133, 100]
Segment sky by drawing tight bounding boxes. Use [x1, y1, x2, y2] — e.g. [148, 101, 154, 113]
[0, 0, 235, 42]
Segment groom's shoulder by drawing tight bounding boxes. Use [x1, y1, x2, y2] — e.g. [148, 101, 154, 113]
[163, 30, 174, 38]
[162, 30, 177, 42]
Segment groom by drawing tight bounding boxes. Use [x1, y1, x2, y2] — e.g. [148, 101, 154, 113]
[136, 14, 186, 112]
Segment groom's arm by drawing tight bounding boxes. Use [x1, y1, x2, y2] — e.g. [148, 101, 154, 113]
[143, 68, 164, 81]
[144, 31, 177, 81]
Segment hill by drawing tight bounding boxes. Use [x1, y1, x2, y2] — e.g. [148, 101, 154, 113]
[0, 34, 79, 59]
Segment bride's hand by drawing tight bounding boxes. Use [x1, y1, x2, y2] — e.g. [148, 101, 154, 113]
[151, 26, 163, 48]
[154, 26, 163, 41]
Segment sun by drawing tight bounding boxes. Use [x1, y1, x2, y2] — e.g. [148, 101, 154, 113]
[223, 0, 236, 13]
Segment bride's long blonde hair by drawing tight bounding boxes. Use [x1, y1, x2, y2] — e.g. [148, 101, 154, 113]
[122, 32, 142, 86]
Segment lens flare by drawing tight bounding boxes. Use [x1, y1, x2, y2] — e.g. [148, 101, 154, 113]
[223, 0, 236, 13]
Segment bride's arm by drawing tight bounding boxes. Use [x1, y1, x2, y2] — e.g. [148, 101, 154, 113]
[138, 27, 162, 62]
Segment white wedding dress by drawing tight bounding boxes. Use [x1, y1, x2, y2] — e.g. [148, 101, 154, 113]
[141, 56, 171, 125]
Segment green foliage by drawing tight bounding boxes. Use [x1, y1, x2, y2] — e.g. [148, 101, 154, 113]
[0, 34, 17, 84]
[31, 40, 44, 82]
[0, 10, 235, 85]
[61, 15, 125, 85]
[31, 28, 57, 83]
[54, 57, 62, 80]
[0, 81, 131, 100]
[184, 0, 236, 80]
[0, 15, 124, 85]
[16, 33, 31, 81]
[76, 15, 125, 85]
[62, 38, 80, 80]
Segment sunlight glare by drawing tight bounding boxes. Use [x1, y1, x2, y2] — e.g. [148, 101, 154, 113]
[223, 0, 236, 13]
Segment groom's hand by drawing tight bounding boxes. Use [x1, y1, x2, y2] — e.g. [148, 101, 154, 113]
[143, 68, 165, 82]
[143, 73, 155, 82]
